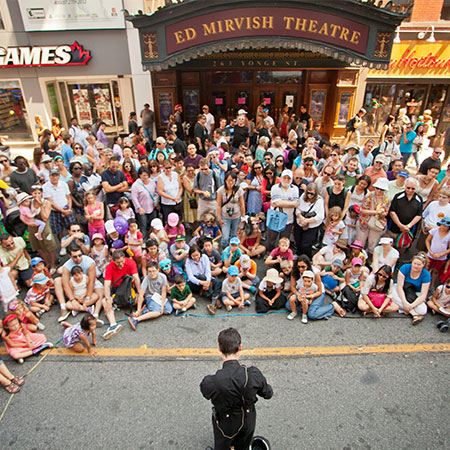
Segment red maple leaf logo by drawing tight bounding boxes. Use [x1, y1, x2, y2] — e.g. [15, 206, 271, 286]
[70, 41, 91, 64]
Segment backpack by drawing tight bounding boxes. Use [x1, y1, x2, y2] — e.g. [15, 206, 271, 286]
[112, 275, 136, 313]
[345, 116, 356, 131]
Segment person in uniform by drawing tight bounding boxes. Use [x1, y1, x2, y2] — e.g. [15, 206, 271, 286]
[200, 327, 273, 450]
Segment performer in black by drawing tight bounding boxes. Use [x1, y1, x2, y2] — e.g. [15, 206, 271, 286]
[200, 327, 273, 450]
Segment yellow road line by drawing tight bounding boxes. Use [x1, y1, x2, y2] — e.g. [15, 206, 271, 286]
[1, 343, 450, 358]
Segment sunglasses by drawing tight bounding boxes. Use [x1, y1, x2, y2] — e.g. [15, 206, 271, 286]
[378, 273, 389, 279]
[324, 172, 333, 176]
[254, 166, 262, 170]
[446, 284, 450, 289]
[161, 265, 171, 271]
[297, 264, 307, 269]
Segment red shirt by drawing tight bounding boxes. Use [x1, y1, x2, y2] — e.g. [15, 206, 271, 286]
[104, 258, 138, 285]
[270, 248, 294, 261]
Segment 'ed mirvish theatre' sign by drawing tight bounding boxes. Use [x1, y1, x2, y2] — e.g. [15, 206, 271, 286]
[166, 7, 369, 55]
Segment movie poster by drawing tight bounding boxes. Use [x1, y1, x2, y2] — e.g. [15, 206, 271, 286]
[72, 88, 91, 124]
[94, 88, 113, 125]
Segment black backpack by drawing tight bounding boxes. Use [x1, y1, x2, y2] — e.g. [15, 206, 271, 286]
[112, 275, 136, 313]
[345, 116, 356, 131]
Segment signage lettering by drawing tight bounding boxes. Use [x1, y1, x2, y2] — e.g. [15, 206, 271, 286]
[165, 8, 368, 56]
[390, 49, 450, 69]
[0, 41, 91, 68]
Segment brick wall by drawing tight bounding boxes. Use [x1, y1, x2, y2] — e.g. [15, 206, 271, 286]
[410, 0, 444, 22]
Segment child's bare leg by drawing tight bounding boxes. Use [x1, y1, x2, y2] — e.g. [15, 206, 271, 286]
[85, 293, 99, 307]
[241, 280, 252, 290]
[11, 350, 33, 360]
[357, 299, 370, 315]
[300, 298, 308, 315]
[223, 298, 233, 306]
[71, 343, 85, 353]
[185, 297, 196, 309]
[137, 310, 162, 322]
[211, 268, 222, 277]
[252, 245, 266, 257]
[243, 293, 250, 301]
[26, 324, 38, 332]
[289, 295, 297, 314]
[44, 295, 53, 310]
[26, 312, 39, 325]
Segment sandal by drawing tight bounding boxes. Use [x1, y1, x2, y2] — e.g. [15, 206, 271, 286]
[11, 376, 25, 386]
[412, 315, 424, 325]
[4, 383, 19, 394]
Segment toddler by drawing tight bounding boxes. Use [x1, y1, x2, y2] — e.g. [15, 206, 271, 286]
[115, 197, 135, 220]
[159, 258, 184, 293]
[222, 237, 242, 273]
[342, 205, 360, 246]
[18, 193, 45, 240]
[169, 234, 189, 270]
[427, 283, 450, 317]
[61, 315, 98, 357]
[0, 259, 19, 312]
[320, 258, 346, 300]
[323, 206, 345, 246]
[105, 220, 126, 253]
[221, 265, 250, 311]
[90, 233, 110, 278]
[8, 300, 45, 331]
[287, 270, 320, 323]
[125, 218, 143, 265]
[201, 238, 222, 277]
[66, 266, 98, 316]
[341, 257, 366, 313]
[149, 218, 169, 253]
[170, 273, 196, 315]
[31, 257, 54, 289]
[24, 273, 54, 316]
[239, 215, 266, 258]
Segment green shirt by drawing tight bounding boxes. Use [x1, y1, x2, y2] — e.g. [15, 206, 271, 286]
[170, 284, 192, 301]
[323, 266, 344, 279]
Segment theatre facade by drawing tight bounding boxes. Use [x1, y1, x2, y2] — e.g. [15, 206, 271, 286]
[128, 0, 409, 139]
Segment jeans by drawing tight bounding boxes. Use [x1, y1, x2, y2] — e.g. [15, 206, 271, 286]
[136, 210, 156, 242]
[221, 216, 240, 247]
[188, 274, 222, 305]
[143, 127, 153, 143]
[401, 152, 419, 167]
[308, 293, 334, 320]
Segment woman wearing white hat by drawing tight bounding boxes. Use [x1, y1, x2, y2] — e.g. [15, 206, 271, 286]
[355, 177, 390, 254]
[372, 237, 399, 273]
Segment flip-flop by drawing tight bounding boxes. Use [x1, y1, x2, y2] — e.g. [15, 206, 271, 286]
[412, 316, 423, 325]
[4, 383, 19, 394]
[11, 376, 25, 386]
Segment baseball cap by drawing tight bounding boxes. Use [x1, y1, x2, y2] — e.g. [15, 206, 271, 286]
[105, 220, 116, 234]
[228, 265, 239, 276]
[240, 254, 251, 269]
[237, 109, 247, 115]
[332, 258, 343, 268]
[175, 104, 182, 109]
[30, 257, 44, 267]
[379, 237, 393, 245]
[374, 154, 386, 164]
[32, 273, 50, 285]
[175, 234, 186, 242]
[159, 258, 172, 271]
[302, 270, 314, 279]
[230, 237, 240, 246]
[281, 169, 293, 179]
[42, 155, 52, 163]
[263, 108, 269, 113]
[49, 168, 60, 175]
[352, 257, 363, 266]
[398, 171, 409, 178]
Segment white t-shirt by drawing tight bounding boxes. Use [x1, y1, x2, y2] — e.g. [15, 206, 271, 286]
[423, 201, 450, 229]
[258, 279, 282, 292]
[373, 245, 399, 268]
[204, 113, 215, 134]
[0, 267, 17, 311]
[323, 220, 345, 246]
[317, 246, 346, 264]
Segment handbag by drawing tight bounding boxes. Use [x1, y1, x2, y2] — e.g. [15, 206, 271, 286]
[395, 231, 414, 249]
[188, 197, 198, 209]
[266, 207, 288, 232]
[368, 215, 385, 232]
[368, 291, 387, 308]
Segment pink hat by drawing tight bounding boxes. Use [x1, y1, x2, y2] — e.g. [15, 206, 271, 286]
[352, 257, 363, 266]
[92, 233, 105, 243]
[350, 240, 364, 249]
[167, 212, 179, 227]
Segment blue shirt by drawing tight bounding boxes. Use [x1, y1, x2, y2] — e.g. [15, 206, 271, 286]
[221, 246, 242, 263]
[399, 131, 416, 154]
[398, 263, 431, 292]
[61, 144, 74, 167]
[293, 155, 302, 168]
[359, 152, 374, 172]
[185, 254, 211, 284]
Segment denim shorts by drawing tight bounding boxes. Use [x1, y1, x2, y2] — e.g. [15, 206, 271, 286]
[222, 292, 240, 303]
[143, 295, 173, 314]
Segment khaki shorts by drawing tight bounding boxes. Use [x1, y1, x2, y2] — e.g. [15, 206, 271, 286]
[197, 198, 217, 221]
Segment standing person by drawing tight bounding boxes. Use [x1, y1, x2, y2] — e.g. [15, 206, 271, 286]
[96, 122, 108, 147]
[200, 327, 273, 450]
[157, 160, 183, 224]
[128, 112, 138, 135]
[231, 115, 250, 151]
[9, 156, 38, 194]
[101, 156, 128, 218]
[344, 108, 366, 145]
[202, 105, 215, 135]
[68, 117, 84, 146]
[140, 103, 155, 144]
[194, 158, 221, 221]
[174, 104, 184, 141]
[399, 123, 417, 167]
[194, 114, 208, 156]
[299, 104, 313, 131]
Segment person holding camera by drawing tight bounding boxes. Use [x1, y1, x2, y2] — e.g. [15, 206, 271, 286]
[294, 182, 325, 258]
[216, 171, 246, 247]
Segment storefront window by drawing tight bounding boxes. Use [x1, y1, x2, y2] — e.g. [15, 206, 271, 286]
[46, 83, 61, 121]
[426, 86, 448, 125]
[111, 81, 123, 130]
[0, 81, 32, 140]
[208, 71, 253, 85]
[256, 71, 303, 84]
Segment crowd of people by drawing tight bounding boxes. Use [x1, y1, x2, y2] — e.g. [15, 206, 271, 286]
[0, 103, 450, 386]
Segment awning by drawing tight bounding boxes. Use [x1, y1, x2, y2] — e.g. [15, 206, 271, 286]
[128, 0, 410, 71]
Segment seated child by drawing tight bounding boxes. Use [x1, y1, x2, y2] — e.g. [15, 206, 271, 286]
[323, 206, 345, 247]
[159, 258, 184, 293]
[169, 234, 189, 270]
[18, 193, 45, 241]
[341, 257, 367, 313]
[425, 217, 450, 287]
[128, 261, 172, 330]
[105, 220, 126, 253]
[142, 238, 167, 277]
[342, 205, 360, 246]
[170, 273, 196, 315]
[90, 233, 110, 279]
[427, 283, 450, 317]
[1, 314, 53, 363]
[84, 191, 105, 239]
[345, 240, 369, 273]
[320, 258, 345, 300]
[165, 212, 186, 247]
[61, 314, 97, 357]
[239, 215, 266, 258]
[287, 270, 320, 323]
[149, 218, 169, 253]
[8, 300, 45, 332]
[193, 213, 222, 247]
[125, 218, 143, 266]
[235, 254, 260, 294]
[264, 237, 294, 279]
[31, 257, 55, 288]
[255, 268, 286, 313]
[201, 238, 222, 277]
[24, 273, 54, 316]
[115, 196, 135, 220]
[221, 237, 242, 273]
[66, 266, 98, 316]
[0, 261, 19, 312]
[222, 265, 251, 311]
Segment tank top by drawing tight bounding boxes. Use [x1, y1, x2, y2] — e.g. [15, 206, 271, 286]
[327, 186, 348, 210]
[416, 179, 436, 203]
[86, 202, 104, 228]
[71, 274, 87, 298]
[160, 172, 179, 205]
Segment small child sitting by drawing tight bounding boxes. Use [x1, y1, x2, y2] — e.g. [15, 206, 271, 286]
[222, 237, 242, 273]
[239, 215, 266, 258]
[159, 258, 184, 293]
[201, 238, 223, 277]
[255, 268, 286, 313]
[125, 218, 143, 266]
[342, 205, 360, 246]
[221, 265, 251, 311]
[17, 193, 45, 241]
[323, 206, 345, 246]
[287, 270, 320, 323]
[105, 220, 126, 253]
[165, 212, 186, 247]
[66, 266, 98, 316]
[170, 273, 196, 315]
[149, 218, 169, 253]
[341, 257, 366, 313]
[0, 260, 19, 312]
[425, 217, 450, 287]
[264, 237, 294, 279]
[115, 196, 135, 220]
[8, 300, 45, 331]
[320, 258, 345, 300]
[235, 254, 260, 294]
[427, 283, 450, 317]
[128, 261, 172, 330]
[169, 234, 189, 270]
[30, 257, 55, 288]
[61, 314, 98, 357]
[24, 273, 54, 316]
[1, 315, 53, 363]
[193, 213, 222, 247]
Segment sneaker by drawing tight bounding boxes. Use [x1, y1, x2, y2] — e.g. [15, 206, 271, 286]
[58, 310, 70, 323]
[287, 312, 297, 320]
[46, 234, 52, 241]
[86, 305, 94, 315]
[243, 300, 251, 307]
[207, 304, 216, 315]
[95, 318, 105, 327]
[32, 342, 53, 355]
[72, 309, 79, 317]
[192, 303, 197, 310]
[249, 286, 257, 294]
[36, 310, 45, 318]
[128, 317, 138, 331]
[37, 322, 45, 331]
[226, 305, 232, 311]
[35, 232, 43, 241]
[103, 323, 123, 339]
[301, 314, 308, 324]
[59, 247, 67, 257]
[49, 268, 56, 276]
